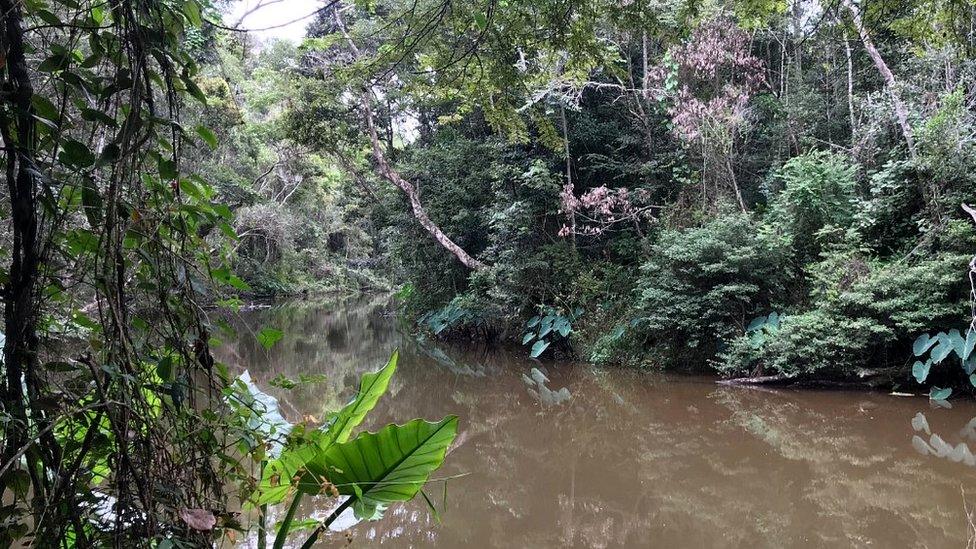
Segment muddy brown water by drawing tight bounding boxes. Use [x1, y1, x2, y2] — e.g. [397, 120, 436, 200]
[217, 297, 976, 548]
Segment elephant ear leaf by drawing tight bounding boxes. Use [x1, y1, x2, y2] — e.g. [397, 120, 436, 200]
[930, 335, 954, 363]
[912, 359, 931, 384]
[319, 351, 399, 447]
[948, 329, 966, 358]
[262, 351, 399, 489]
[300, 416, 459, 521]
[965, 328, 976, 360]
[913, 333, 936, 357]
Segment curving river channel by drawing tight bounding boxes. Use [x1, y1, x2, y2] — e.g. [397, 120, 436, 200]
[217, 296, 976, 548]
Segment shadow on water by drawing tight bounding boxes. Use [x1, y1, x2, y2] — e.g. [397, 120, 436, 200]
[217, 297, 976, 548]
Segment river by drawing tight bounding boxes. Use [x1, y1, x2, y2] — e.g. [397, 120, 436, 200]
[217, 296, 976, 547]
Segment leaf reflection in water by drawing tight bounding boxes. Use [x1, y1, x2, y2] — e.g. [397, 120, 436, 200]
[911, 412, 976, 466]
[522, 367, 572, 406]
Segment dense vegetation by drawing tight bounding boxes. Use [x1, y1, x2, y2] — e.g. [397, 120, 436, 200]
[201, 0, 976, 392]
[3, 0, 976, 545]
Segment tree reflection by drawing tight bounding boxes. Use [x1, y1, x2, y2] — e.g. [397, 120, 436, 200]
[221, 299, 976, 547]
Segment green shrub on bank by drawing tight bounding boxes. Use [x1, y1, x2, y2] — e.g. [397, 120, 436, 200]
[719, 248, 971, 378]
[631, 213, 792, 363]
[764, 151, 859, 265]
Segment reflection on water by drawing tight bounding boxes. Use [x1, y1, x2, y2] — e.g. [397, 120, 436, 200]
[217, 297, 976, 547]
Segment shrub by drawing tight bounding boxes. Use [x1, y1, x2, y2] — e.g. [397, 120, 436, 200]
[632, 213, 792, 364]
[765, 151, 859, 264]
[719, 249, 971, 377]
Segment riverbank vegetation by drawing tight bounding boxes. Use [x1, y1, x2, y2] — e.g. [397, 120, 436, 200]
[3, 0, 976, 544]
[204, 0, 976, 393]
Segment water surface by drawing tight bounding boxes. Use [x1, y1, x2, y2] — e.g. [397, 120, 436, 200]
[218, 297, 976, 547]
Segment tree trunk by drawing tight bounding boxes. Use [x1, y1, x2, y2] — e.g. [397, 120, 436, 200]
[334, 7, 484, 270]
[360, 94, 485, 270]
[0, 0, 43, 496]
[842, 24, 857, 138]
[841, 0, 917, 159]
[559, 105, 577, 254]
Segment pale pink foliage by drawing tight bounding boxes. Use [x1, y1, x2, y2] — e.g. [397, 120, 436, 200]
[179, 508, 216, 531]
[559, 183, 657, 237]
[654, 17, 765, 142]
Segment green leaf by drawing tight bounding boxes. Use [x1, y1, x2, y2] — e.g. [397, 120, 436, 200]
[473, 12, 488, 30]
[947, 329, 966, 358]
[257, 327, 283, 350]
[81, 107, 117, 127]
[319, 351, 398, 448]
[526, 316, 540, 328]
[90, 5, 106, 24]
[929, 387, 952, 401]
[554, 317, 571, 337]
[538, 315, 555, 338]
[195, 125, 218, 149]
[158, 158, 178, 180]
[521, 332, 535, 345]
[964, 329, 976, 360]
[182, 74, 207, 105]
[98, 143, 120, 165]
[970, 374, 976, 388]
[530, 339, 550, 358]
[746, 315, 766, 332]
[964, 355, 976, 376]
[183, 0, 203, 26]
[32, 95, 60, 124]
[913, 333, 936, 357]
[299, 416, 459, 521]
[912, 359, 930, 384]
[157, 356, 174, 381]
[80, 178, 102, 226]
[59, 139, 95, 169]
[38, 52, 72, 72]
[930, 336, 953, 363]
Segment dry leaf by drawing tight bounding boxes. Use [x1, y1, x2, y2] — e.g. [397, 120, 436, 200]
[179, 508, 216, 531]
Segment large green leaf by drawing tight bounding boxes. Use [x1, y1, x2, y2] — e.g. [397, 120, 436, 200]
[319, 350, 398, 447]
[965, 329, 976, 360]
[262, 352, 399, 490]
[912, 359, 931, 384]
[299, 416, 458, 520]
[257, 327, 283, 350]
[554, 317, 572, 337]
[930, 336, 954, 363]
[913, 333, 936, 357]
[947, 329, 966, 358]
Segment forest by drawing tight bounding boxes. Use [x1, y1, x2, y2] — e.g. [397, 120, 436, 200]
[3, 0, 976, 546]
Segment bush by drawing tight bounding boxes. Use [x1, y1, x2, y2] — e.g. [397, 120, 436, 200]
[631, 213, 792, 364]
[765, 151, 859, 264]
[718, 308, 892, 377]
[719, 248, 971, 378]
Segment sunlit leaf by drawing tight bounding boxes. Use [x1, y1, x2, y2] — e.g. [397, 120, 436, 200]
[257, 327, 284, 350]
[195, 125, 218, 149]
[299, 416, 458, 521]
[319, 351, 398, 447]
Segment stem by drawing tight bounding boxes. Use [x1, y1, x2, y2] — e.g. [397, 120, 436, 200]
[258, 503, 268, 549]
[257, 461, 268, 549]
[272, 491, 304, 549]
[300, 497, 355, 549]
